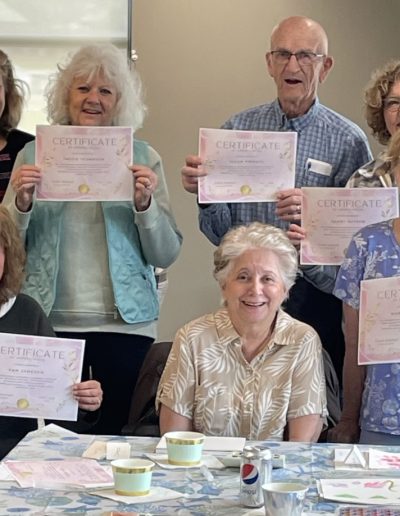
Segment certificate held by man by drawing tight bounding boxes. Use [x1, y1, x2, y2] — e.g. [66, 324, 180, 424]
[359, 277, 400, 365]
[197, 128, 297, 203]
[301, 187, 399, 265]
[36, 125, 133, 201]
[0, 333, 84, 420]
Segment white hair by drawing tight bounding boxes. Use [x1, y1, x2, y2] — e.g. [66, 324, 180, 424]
[213, 222, 298, 293]
[46, 44, 146, 130]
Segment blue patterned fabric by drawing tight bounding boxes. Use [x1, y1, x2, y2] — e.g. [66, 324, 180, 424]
[199, 98, 371, 242]
[334, 219, 400, 434]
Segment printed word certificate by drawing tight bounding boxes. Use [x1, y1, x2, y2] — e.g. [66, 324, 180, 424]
[0, 333, 84, 420]
[301, 187, 399, 265]
[197, 128, 296, 203]
[36, 125, 133, 201]
[359, 277, 400, 365]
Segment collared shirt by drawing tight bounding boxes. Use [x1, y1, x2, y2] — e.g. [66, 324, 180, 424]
[346, 151, 394, 188]
[334, 219, 400, 435]
[156, 308, 327, 440]
[198, 99, 371, 292]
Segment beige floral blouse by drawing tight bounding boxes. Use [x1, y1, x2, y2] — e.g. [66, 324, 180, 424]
[156, 308, 327, 440]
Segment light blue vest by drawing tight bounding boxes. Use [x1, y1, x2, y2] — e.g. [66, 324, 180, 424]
[21, 139, 159, 324]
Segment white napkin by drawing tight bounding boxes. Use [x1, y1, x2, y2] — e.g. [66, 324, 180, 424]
[146, 453, 224, 470]
[90, 486, 183, 504]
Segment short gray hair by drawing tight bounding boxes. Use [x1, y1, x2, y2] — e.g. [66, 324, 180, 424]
[46, 44, 146, 129]
[213, 222, 298, 293]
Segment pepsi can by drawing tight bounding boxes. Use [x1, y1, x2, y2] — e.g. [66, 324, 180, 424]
[240, 446, 272, 507]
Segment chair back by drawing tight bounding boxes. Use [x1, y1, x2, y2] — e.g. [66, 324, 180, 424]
[122, 341, 172, 436]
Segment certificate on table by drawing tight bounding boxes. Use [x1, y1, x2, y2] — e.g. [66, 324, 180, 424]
[301, 187, 399, 265]
[0, 333, 84, 420]
[358, 277, 400, 365]
[4, 459, 113, 488]
[197, 128, 296, 203]
[36, 125, 133, 201]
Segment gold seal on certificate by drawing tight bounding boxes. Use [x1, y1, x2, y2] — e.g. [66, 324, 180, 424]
[240, 185, 252, 195]
[16, 398, 29, 410]
[78, 184, 90, 194]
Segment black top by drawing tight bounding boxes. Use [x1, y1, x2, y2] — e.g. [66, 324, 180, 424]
[0, 129, 34, 202]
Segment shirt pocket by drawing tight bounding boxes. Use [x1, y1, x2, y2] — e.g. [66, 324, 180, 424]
[304, 158, 332, 187]
[193, 385, 233, 436]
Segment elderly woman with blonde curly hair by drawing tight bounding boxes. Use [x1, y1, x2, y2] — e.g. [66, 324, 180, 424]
[0, 206, 102, 458]
[345, 59, 400, 188]
[3, 44, 182, 435]
[157, 222, 327, 441]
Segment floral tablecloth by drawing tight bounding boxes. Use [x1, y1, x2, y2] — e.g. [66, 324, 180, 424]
[1, 427, 400, 515]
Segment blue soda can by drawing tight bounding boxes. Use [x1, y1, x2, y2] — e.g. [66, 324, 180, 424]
[240, 446, 272, 507]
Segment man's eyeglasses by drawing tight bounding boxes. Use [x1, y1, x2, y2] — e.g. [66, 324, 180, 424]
[383, 97, 400, 113]
[270, 50, 325, 66]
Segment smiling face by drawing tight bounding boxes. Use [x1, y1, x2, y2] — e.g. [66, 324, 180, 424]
[68, 72, 118, 126]
[221, 248, 287, 335]
[266, 17, 333, 118]
[384, 80, 400, 137]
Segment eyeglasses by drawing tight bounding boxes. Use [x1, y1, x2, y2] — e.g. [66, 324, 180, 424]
[384, 97, 400, 113]
[269, 50, 325, 66]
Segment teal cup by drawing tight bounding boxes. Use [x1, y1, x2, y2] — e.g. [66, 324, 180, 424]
[111, 458, 154, 496]
[164, 431, 205, 466]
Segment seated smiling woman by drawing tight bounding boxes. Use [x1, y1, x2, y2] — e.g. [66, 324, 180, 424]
[157, 222, 327, 441]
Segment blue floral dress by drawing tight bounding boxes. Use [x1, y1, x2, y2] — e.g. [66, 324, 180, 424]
[334, 219, 400, 434]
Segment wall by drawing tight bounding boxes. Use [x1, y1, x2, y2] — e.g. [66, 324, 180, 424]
[133, 0, 400, 340]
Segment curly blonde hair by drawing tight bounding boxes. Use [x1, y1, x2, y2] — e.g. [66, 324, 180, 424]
[0, 206, 25, 305]
[365, 60, 400, 145]
[213, 222, 298, 294]
[0, 50, 28, 138]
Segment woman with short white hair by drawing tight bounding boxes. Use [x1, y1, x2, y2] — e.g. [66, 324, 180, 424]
[157, 222, 327, 441]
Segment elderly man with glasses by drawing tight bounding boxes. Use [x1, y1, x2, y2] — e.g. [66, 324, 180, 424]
[181, 16, 371, 385]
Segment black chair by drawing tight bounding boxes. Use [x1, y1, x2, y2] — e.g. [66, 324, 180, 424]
[122, 341, 172, 437]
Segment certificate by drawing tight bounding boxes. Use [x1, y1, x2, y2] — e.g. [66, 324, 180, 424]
[36, 125, 133, 201]
[358, 277, 400, 365]
[301, 187, 399, 265]
[4, 459, 113, 488]
[197, 128, 296, 203]
[0, 333, 84, 420]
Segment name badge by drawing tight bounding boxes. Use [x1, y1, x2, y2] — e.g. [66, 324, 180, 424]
[306, 158, 332, 176]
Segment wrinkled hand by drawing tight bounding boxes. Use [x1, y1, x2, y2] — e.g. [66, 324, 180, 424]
[327, 419, 360, 444]
[11, 165, 42, 212]
[181, 155, 206, 194]
[73, 380, 103, 412]
[130, 164, 158, 212]
[287, 223, 306, 249]
[276, 188, 303, 222]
